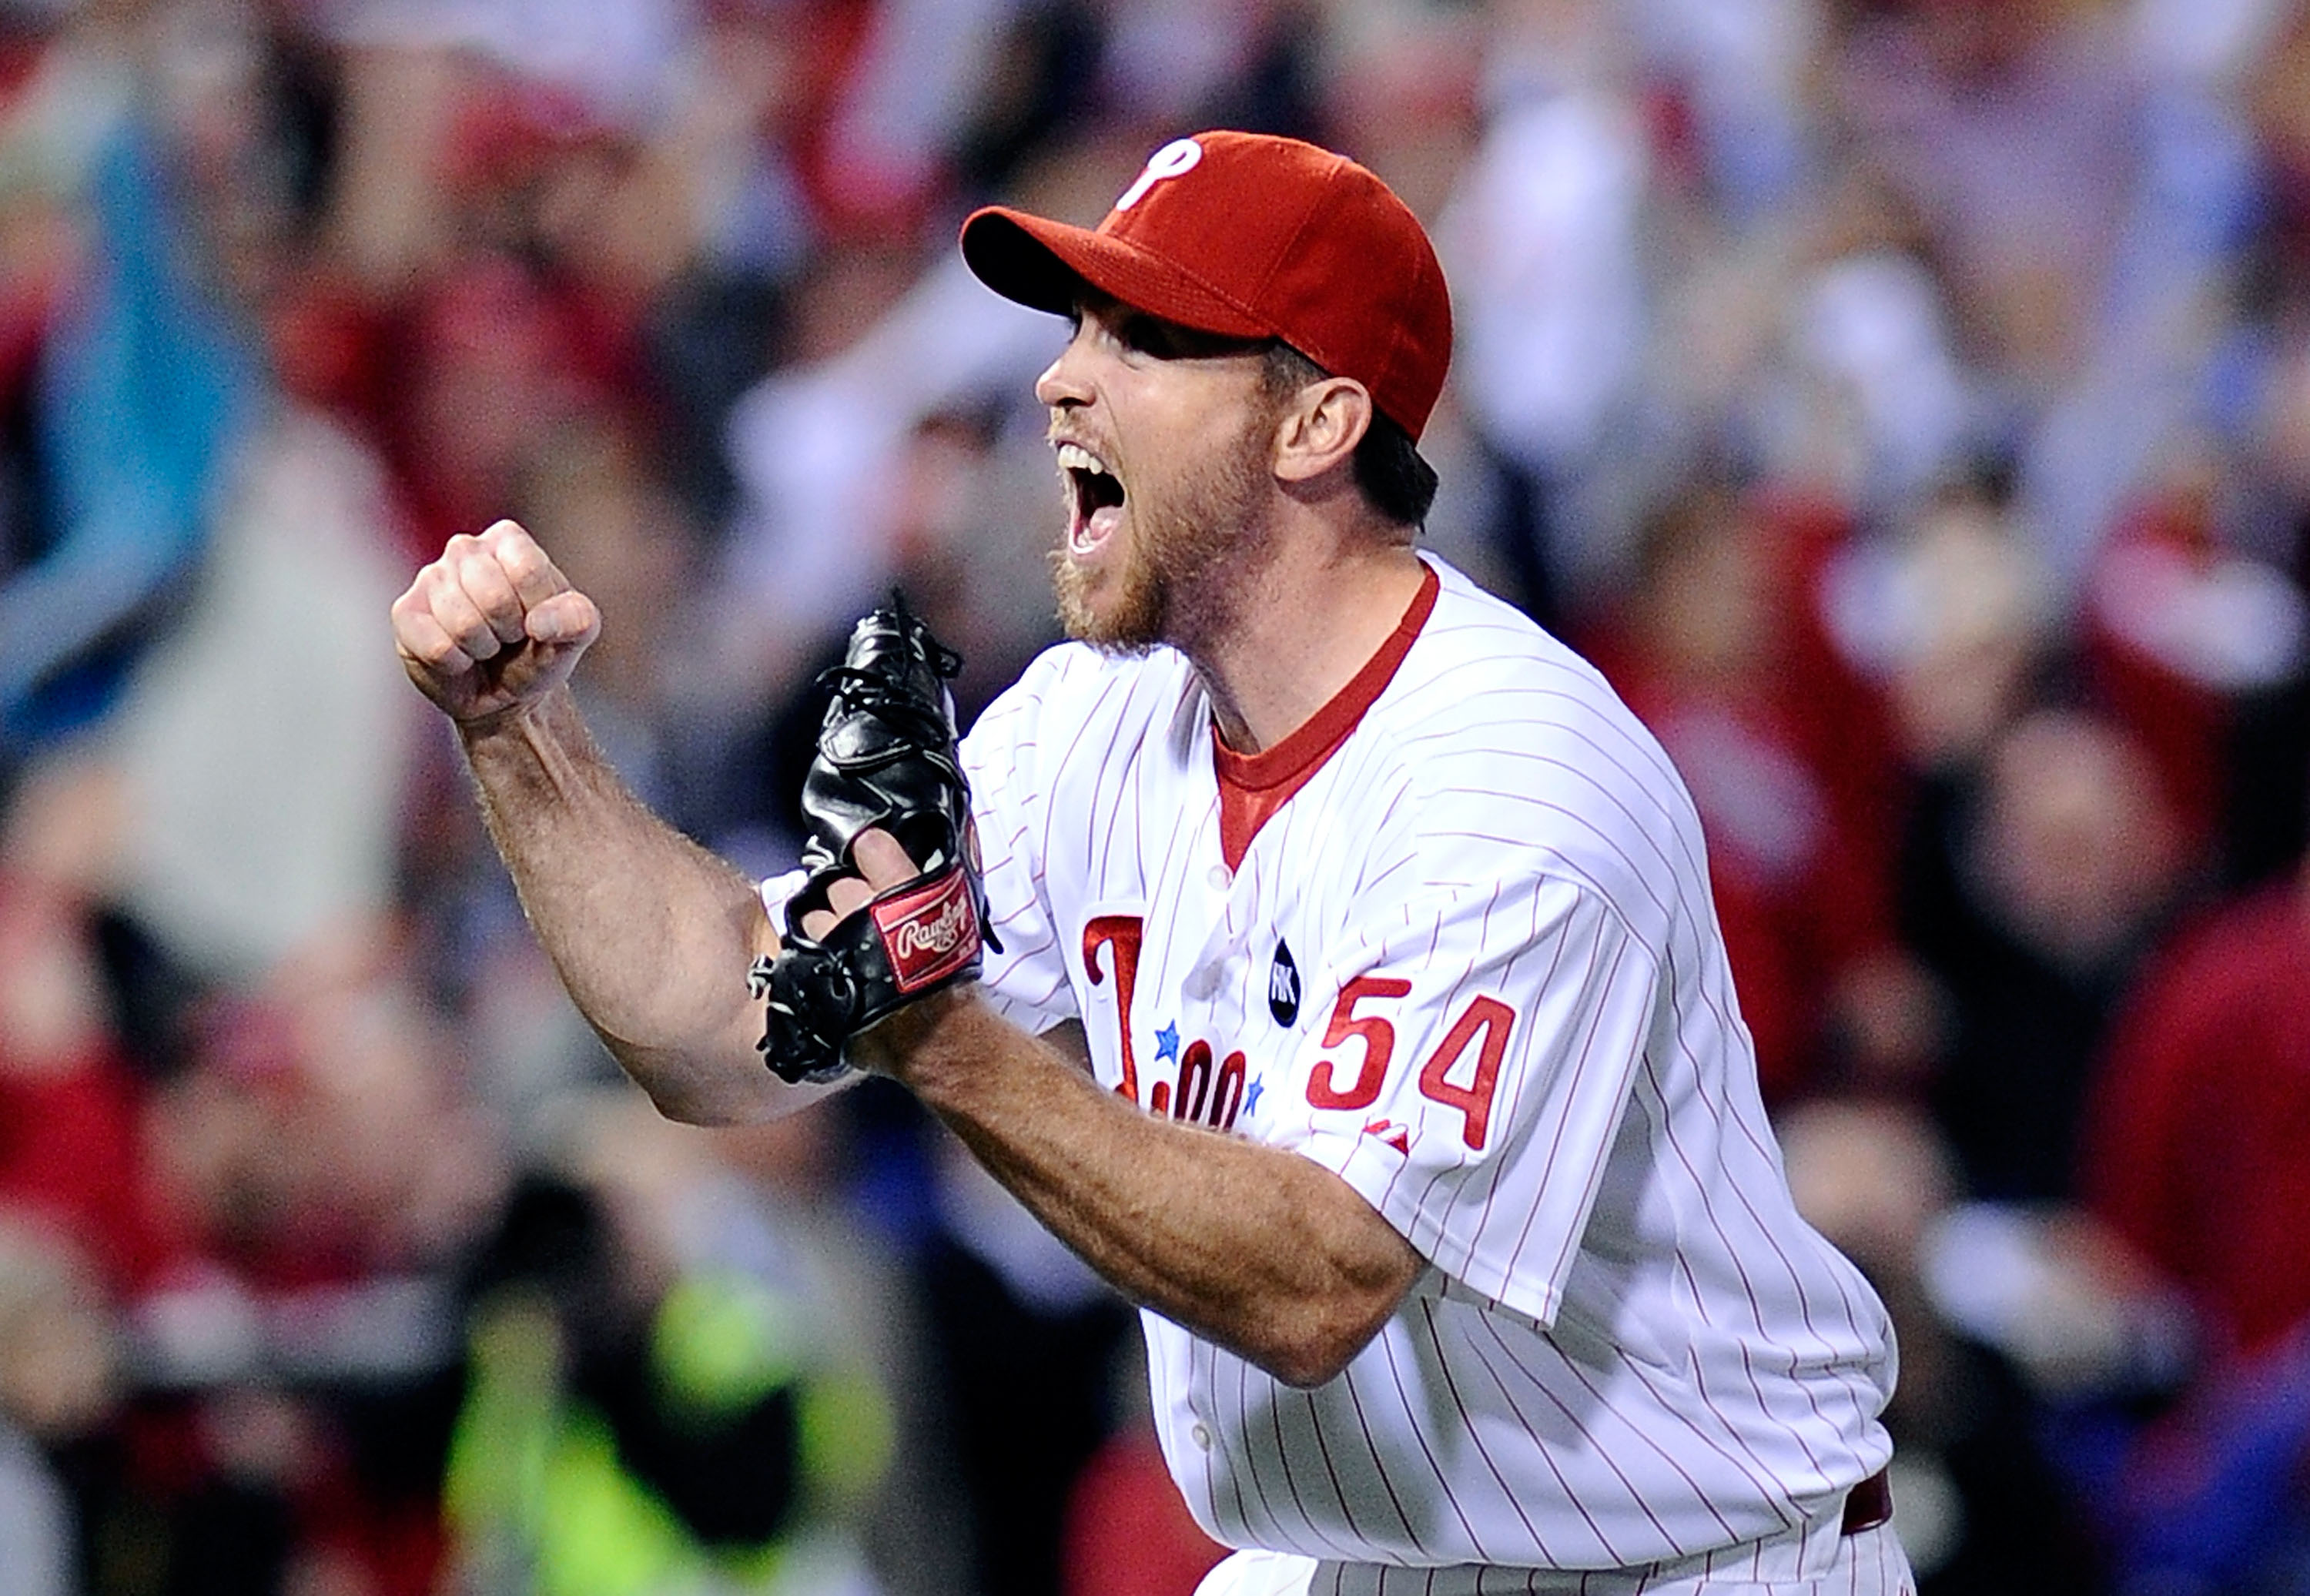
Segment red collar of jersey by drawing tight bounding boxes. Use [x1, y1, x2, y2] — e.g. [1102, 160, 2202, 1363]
[1210, 560, 1440, 869]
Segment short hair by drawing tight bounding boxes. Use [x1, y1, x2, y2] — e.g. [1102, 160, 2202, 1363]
[1261, 343, 1439, 531]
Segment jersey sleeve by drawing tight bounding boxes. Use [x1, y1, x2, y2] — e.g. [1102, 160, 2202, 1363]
[959, 666, 1080, 1037]
[1277, 865, 1666, 1330]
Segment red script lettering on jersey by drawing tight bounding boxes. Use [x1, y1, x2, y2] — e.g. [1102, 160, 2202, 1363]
[1083, 915, 1145, 1102]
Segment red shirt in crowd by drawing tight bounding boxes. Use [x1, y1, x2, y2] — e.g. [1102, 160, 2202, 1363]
[2084, 873, 2310, 1357]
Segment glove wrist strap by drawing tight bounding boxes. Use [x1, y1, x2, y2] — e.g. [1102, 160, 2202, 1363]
[755, 860, 986, 1085]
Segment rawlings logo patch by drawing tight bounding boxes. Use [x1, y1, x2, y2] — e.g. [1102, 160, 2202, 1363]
[872, 869, 981, 992]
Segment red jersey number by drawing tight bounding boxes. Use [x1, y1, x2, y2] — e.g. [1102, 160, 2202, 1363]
[1306, 979, 1517, 1153]
[1306, 976, 1412, 1110]
[1418, 995, 1514, 1150]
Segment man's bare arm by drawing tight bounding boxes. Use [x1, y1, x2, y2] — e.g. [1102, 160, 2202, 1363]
[459, 691, 820, 1123]
[881, 993, 1421, 1387]
[827, 835, 1424, 1387]
[393, 520, 821, 1125]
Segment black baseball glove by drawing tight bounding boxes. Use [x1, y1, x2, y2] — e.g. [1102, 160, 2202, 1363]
[750, 597, 999, 1084]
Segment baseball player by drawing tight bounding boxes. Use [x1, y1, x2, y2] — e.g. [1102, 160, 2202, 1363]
[393, 132, 1913, 1594]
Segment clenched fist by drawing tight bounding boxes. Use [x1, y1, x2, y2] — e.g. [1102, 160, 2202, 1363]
[391, 520, 601, 728]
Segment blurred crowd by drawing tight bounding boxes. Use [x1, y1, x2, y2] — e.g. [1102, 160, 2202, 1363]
[0, 0, 2306, 1592]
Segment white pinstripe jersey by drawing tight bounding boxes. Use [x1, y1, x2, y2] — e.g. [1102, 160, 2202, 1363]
[959, 557, 1897, 1574]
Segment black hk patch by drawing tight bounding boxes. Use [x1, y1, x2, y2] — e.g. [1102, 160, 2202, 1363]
[1268, 939, 1301, 1026]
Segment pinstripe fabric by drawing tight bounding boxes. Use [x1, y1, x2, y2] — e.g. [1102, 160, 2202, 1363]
[1195, 1520, 1917, 1594]
[959, 557, 1897, 1575]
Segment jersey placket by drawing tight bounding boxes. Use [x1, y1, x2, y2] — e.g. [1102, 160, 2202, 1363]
[1151, 795, 1256, 1127]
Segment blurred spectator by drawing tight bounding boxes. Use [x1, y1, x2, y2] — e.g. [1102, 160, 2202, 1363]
[688, 1102, 962, 1596]
[812, 0, 1021, 229]
[1589, 480, 1915, 1099]
[1903, 706, 2189, 1202]
[715, 236, 1066, 715]
[2063, 848, 2310, 1593]
[2082, 445, 2308, 880]
[117, 926, 506, 1596]
[2084, 852, 2310, 1365]
[1780, 1100, 2106, 1594]
[2244, 0, 2310, 309]
[1829, 0, 2252, 591]
[0, 1213, 121, 1596]
[444, 1096, 896, 1596]
[99, 403, 417, 984]
[1432, 0, 1651, 618]
[1821, 477, 2060, 775]
[513, 418, 706, 822]
[1830, 0, 2145, 399]
[379, 259, 641, 559]
[1633, 0, 1822, 225]
[0, 92, 257, 765]
[1753, 183, 1982, 520]
[916, 1134, 1133, 1596]
[0, 756, 156, 1290]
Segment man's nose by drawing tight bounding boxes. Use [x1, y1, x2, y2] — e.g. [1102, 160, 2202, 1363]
[1035, 328, 1095, 410]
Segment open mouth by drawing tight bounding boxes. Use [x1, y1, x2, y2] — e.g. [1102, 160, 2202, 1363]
[1058, 442, 1125, 555]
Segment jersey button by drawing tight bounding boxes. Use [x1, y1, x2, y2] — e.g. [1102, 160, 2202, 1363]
[1206, 865, 1231, 891]
[1190, 1421, 1213, 1450]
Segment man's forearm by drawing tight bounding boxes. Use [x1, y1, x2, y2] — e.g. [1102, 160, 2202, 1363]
[878, 993, 1424, 1387]
[460, 688, 805, 1124]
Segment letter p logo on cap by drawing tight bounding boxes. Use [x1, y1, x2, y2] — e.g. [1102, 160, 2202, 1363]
[1116, 137, 1203, 211]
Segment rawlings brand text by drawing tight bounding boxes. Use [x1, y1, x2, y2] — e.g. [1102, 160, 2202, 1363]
[874, 870, 982, 992]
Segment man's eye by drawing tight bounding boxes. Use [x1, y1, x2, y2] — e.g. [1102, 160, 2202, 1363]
[1119, 317, 1177, 359]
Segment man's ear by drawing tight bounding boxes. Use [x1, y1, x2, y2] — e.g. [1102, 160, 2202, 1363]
[1271, 378, 1373, 485]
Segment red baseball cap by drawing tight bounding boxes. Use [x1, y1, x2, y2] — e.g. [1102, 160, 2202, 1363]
[960, 131, 1453, 442]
